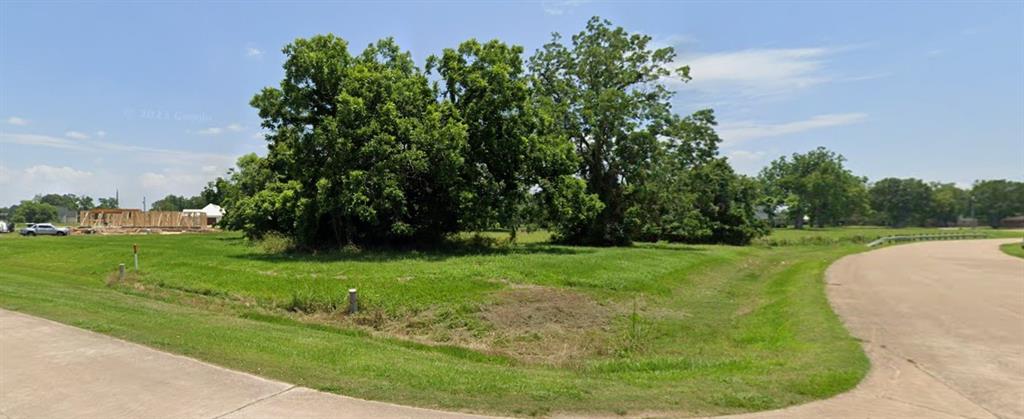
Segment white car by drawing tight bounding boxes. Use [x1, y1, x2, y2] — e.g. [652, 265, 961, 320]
[20, 223, 70, 236]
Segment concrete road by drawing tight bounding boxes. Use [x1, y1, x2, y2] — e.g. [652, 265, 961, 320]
[728, 238, 1024, 419]
[2, 239, 1022, 419]
[0, 309, 490, 419]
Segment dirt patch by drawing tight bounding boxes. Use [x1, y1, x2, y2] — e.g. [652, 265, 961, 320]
[482, 286, 608, 331]
[346, 285, 618, 365]
[479, 286, 615, 365]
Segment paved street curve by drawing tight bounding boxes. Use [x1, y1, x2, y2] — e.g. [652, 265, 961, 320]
[728, 238, 1024, 419]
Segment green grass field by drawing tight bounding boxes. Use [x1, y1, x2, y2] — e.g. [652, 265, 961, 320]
[1001, 242, 1024, 259]
[0, 227, 1016, 416]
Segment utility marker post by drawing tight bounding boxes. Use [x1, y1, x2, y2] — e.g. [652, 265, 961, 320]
[133, 244, 139, 271]
[348, 288, 358, 314]
[118, 263, 126, 282]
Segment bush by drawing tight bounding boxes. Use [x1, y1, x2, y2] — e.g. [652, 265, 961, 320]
[255, 233, 296, 254]
[12, 200, 58, 223]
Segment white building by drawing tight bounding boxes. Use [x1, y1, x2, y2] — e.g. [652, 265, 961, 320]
[183, 203, 224, 226]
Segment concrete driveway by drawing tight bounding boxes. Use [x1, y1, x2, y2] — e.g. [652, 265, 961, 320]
[2, 239, 1022, 418]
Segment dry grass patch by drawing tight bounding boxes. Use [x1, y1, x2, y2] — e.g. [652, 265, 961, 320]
[481, 286, 615, 365]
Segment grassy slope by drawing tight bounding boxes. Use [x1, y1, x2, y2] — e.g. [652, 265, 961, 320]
[1, 227, 1010, 416]
[1001, 242, 1024, 259]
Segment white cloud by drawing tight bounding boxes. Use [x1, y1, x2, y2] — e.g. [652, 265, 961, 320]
[541, 0, 588, 15]
[663, 45, 879, 101]
[1, 133, 82, 150]
[95, 130, 107, 138]
[139, 172, 170, 189]
[656, 34, 698, 47]
[717, 113, 867, 145]
[65, 131, 90, 140]
[0, 132, 245, 206]
[139, 170, 209, 199]
[246, 47, 264, 57]
[197, 123, 243, 135]
[23, 165, 93, 182]
[0, 165, 97, 203]
[725, 150, 773, 175]
[0, 132, 236, 167]
[6, 116, 29, 126]
[726, 150, 767, 163]
[0, 165, 13, 184]
[670, 47, 836, 97]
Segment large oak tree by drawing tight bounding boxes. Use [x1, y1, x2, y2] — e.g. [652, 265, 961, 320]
[529, 17, 695, 244]
[249, 36, 470, 246]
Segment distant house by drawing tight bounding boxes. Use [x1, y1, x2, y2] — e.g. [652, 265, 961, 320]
[1001, 216, 1024, 229]
[957, 217, 979, 228]
[184, 204, 224, 226]
[754, 205, 790, 228]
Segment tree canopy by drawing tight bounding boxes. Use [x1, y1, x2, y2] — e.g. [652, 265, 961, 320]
[759, 147, 867, 228]
[8, 19, 1014, 241]
[216, 19, 826, 247]
[428, 39, 583, 241]
[868, 178, 933, 227]
[971, 180, 1024, 227]
[150, 194, 208, 212]
[32, 193, 96, 212]
[97, 197, 119, 209]
[242, 36, 472, 246]
[930, 182, 968, 227]
[12, 200, 58, 223]
[528, 17, 685, 244]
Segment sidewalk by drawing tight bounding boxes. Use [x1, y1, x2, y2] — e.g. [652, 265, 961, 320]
[0, 309, 490, 419]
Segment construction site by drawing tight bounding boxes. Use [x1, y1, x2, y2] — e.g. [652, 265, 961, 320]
[76, 208, 214, 235]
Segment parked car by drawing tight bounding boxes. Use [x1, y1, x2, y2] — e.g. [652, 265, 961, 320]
[20, 223, 70, 236]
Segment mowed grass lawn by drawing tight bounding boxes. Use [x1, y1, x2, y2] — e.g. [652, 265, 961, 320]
[1001, 241, 1024, 259]
[0, 227, 1015, 416]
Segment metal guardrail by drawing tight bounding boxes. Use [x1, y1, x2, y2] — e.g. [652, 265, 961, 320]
[865, 232, 989, 248]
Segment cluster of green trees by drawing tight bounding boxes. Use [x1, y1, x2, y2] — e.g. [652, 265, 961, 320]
[209, 17, 767, 247]
[12, 19, 1020, 240]
[757, 148, 1024, 229]
[150, 195, 204, 212]
[869, 178, 1024, 228]
[1, 193, 118, 223]
[758, 147, 867, 228]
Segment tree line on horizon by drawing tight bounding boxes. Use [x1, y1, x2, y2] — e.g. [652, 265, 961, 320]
[4, 150, 1021, 232]
[756, 147, 1024, 229]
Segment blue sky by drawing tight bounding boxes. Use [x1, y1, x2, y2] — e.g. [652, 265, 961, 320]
[1, 1, 1022, 207]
